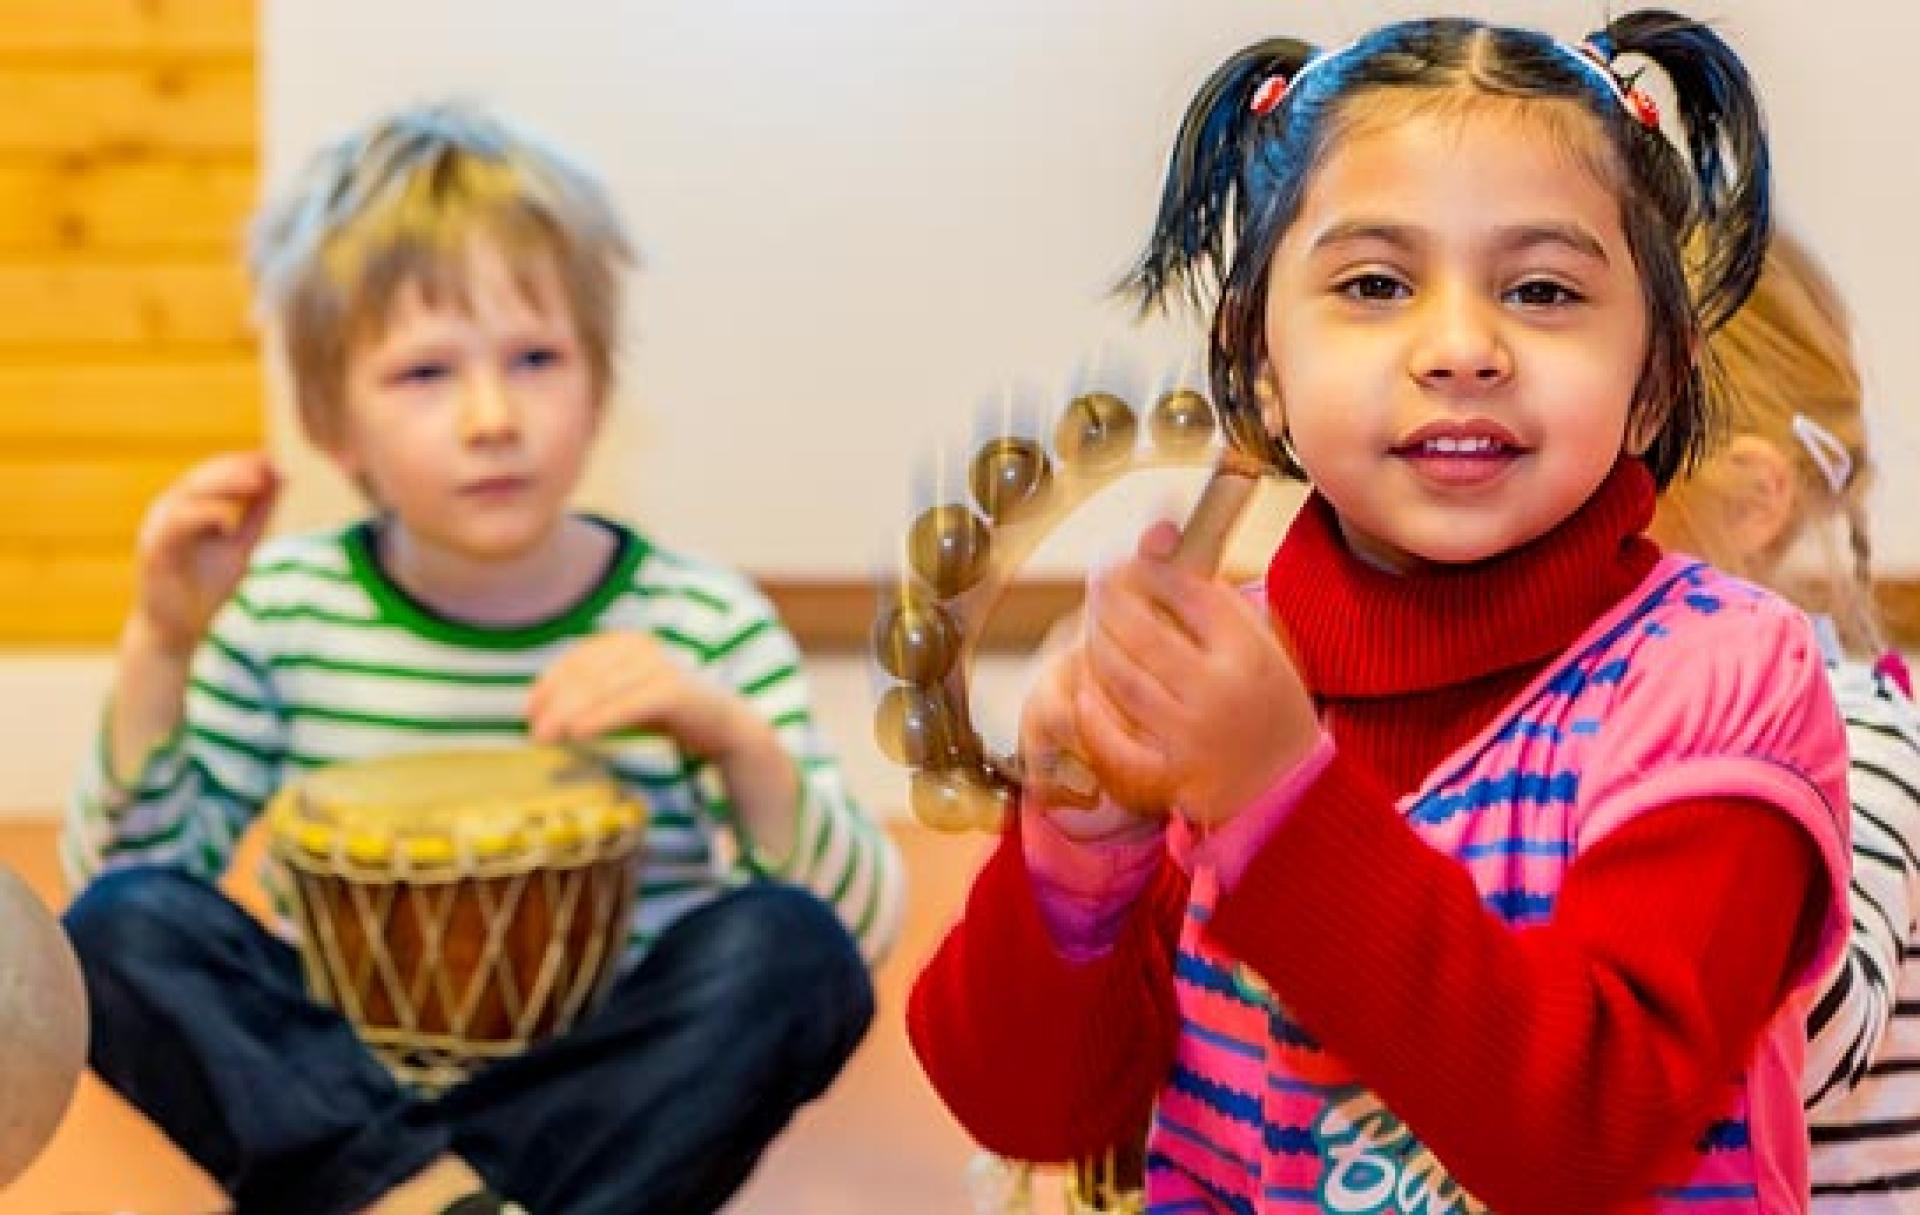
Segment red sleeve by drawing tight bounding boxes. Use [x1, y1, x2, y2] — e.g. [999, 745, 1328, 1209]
[1210, 752, 1829, 1215]
[906, 819, 1189, 1162]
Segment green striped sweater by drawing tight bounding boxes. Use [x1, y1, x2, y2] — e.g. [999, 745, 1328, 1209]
[64, 518, 903, 965]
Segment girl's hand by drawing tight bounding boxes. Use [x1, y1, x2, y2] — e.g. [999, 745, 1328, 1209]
[1076, 520, 1318, 828]
[129, 452, 281, 660]
[1018, 642, 1162, 845]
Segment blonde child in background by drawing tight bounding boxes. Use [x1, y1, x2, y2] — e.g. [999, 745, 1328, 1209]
[1653, 227, 1920, 1210]
[60, 102, 900, 1215]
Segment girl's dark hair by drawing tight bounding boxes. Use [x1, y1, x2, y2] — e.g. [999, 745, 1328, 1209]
[1126, 12, 1771, 488]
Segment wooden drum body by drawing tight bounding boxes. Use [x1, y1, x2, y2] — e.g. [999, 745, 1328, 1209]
[266, 747, 645, 1092]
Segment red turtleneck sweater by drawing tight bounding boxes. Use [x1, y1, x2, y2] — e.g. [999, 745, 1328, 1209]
[909, 461, 1828, 1214]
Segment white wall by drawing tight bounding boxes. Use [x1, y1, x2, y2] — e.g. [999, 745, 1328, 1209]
[5, 1, 1917, 813]
[259, 0, 1920, 570]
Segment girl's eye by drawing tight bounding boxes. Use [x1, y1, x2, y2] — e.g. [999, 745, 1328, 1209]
[1337, 273, 1411, 302]
[1506, 280, 1583, 307]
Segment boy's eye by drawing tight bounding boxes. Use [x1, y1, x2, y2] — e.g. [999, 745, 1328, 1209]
[1337, 273, 1411, 302]
[390, 361, 451, 387]
[512, 346, 564, 372]
[1505, 280, 1583, 307]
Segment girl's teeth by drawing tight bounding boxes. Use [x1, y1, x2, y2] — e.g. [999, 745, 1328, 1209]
[1422, 436, 1499, 454]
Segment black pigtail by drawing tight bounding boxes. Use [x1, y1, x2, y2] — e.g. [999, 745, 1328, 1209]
[1123, 37, 1318, 315]
[1606, 10, 1772, 332]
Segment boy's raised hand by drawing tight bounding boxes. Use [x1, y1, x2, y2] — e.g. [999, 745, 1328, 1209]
[1075, 520, 1319, 829]
[130, 452, 281, 659]
[108, 452, 280, 784]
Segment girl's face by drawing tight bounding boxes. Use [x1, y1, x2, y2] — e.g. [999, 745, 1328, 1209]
[1263, 103, 1651, 572]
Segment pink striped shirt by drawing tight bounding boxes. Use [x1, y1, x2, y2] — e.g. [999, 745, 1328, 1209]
[1031, 558, 1850, 1214]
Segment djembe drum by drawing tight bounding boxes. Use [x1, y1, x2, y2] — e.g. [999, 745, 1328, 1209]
[877, 384, 1266, 1214]
[266, 746, 645, 1093]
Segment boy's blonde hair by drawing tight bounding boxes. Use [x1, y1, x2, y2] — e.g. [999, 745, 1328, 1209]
[249, 101, 635, 443]
[1667, 228, 1881, 651]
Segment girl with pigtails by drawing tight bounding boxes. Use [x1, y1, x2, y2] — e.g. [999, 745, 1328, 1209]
[911, 12, 1851, 1215]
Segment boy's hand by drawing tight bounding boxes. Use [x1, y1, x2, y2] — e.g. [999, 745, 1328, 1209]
[526, 629, 802, 856]
[130, 453, 280, 659]
[532, 631, 803, 862]
[529, 630, 754, 758]
[1075, 520, 1317, 828]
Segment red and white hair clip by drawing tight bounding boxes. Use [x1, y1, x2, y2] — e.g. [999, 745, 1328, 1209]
[1573, 42, 1661, 129]
[1249, 73, 1290, 116]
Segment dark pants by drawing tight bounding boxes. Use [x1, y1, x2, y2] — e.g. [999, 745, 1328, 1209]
[63, 868, 874, 1215]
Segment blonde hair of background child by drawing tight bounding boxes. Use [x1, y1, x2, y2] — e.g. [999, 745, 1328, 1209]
[1664, 227, 1882, 653]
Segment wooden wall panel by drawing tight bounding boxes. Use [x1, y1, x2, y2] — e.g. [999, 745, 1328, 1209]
[0, 158, 254, 254]
[0, 0, 251, 58]
[0, 0, 260, 648]
[0, 66, 255, 155]
[0, 548, 133, 645]
[0, 456, 204, 543]
[0, 360, 259, 448]
[0, 263, 252, 348]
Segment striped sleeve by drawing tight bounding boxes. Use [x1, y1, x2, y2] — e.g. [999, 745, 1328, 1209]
[1805, 664, 1920, 1109]
[695, 579, 904, 964]
[63, 594, 287, 891]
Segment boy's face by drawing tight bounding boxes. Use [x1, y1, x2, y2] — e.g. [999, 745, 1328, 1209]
[331, 241, 600, 563]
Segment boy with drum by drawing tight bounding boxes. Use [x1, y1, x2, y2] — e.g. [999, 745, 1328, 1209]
[60, 101, 899, 1215]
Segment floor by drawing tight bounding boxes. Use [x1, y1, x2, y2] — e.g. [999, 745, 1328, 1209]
[0, 818, 1072, 1215]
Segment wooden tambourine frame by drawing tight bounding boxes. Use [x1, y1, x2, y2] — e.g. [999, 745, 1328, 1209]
[872, 387, 1265, 832]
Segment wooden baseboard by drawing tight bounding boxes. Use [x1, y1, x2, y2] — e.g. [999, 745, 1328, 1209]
[1873, 580, 1919, 649]
[764, 580, 1080, 654]
[767, 576, 1920, 653]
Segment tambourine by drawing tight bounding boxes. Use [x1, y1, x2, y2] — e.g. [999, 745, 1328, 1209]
[872, 385, 1268, 832]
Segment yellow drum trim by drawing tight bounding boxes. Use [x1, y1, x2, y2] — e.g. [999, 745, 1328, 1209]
[267, 746, 647, 874]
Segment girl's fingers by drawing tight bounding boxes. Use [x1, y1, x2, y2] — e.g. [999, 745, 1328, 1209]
[1135, 518, 1182, 562]
[1028, 749, 1101, 809]
[1073, 684, 1171, 811]
[1099, 556, 1218, 650]
[1020, 656, 1101, 807]
[1089, 566, 1203, 672]
[1083, 625, 1184, 732]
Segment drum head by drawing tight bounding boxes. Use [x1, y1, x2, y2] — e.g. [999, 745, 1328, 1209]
[268, 746, 645, 871]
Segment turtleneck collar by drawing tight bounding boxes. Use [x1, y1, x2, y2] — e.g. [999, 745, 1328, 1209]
[1266, 457, 1663, 698]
